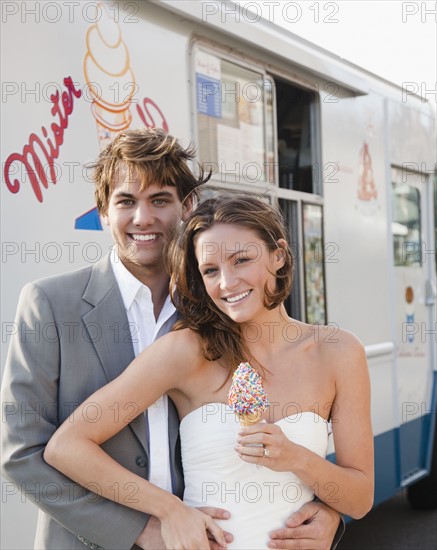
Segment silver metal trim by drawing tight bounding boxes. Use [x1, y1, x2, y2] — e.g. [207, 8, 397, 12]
[365, 342, 395, 359]
[401, 469, 429, 487]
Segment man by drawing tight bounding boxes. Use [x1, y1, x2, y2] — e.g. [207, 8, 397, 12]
[1, 128, 343, 550]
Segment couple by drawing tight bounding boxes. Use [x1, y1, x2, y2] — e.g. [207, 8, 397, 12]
[2, 128, 373, 549]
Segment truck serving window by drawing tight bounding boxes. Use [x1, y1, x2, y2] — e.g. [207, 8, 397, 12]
[193, 44, 325, 324]
[275, 78, 318, 195]
[194, 48, 274, 187]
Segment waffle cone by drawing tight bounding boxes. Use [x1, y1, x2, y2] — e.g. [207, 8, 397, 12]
[237, 411, 262, 426]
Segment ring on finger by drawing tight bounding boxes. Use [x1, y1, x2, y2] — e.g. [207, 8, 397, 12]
[263, 446, 270, 458]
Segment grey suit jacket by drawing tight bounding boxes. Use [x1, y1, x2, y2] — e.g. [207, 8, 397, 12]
[1, 254, 183, 550]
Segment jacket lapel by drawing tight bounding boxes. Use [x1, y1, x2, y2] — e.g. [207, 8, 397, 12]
[168, 398, 184, 497]
[81, 255, 149, 453]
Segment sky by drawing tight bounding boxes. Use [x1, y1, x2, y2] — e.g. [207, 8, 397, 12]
[235, 0, 436, 96]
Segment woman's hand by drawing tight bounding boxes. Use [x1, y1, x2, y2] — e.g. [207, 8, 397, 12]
[236, 423, 301, 472]
[160, 501, 227, 550]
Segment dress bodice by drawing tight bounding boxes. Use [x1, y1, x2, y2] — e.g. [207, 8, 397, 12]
[180, 403, 329, 549]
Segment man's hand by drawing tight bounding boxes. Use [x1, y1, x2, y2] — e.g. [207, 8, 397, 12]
[197, 506, 234, 550]
[268, 501, 343, 550]
[134, 516, 164, 550]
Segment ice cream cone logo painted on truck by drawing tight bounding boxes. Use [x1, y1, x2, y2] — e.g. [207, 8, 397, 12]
[355, 141, 380, 218]
[75, 2, 169, 230]
[83, 2, 135, 151]
[358, 142, 378, 201]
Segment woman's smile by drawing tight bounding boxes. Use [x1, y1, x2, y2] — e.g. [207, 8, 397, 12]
[221, 290, 252, 304]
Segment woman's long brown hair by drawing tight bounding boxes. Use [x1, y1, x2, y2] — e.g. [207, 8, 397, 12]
[167, 194, 294, 377]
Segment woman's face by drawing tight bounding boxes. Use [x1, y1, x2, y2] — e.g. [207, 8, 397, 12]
[195, 223, 285, 324]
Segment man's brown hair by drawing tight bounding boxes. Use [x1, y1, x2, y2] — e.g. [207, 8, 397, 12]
[89, 128, 211, 213]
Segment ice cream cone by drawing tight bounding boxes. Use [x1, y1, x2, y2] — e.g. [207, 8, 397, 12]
[228, 362, 269, 423]
[83, 1, 136, 151]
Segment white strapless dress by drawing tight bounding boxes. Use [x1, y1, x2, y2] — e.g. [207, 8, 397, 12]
[180, 403, 329, 550]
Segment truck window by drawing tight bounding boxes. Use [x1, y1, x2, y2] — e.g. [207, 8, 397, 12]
[275, 78, 318, 194]
[194, 49, 274, 186]
[392, 181, 422, 266]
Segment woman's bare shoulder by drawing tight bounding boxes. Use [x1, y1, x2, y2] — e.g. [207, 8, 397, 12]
[317, 326, 367, 373]
[168, 326, 202, 345]
[147, 327, 204, 367]
[292, 321, 366, 365]
[330, 327, 365, 356]
[125, 327, 205, 396]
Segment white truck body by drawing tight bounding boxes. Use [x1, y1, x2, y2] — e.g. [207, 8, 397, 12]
[2, 1, 436, 547]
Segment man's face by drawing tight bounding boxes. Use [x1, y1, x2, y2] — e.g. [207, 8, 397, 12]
[103, 170, 191, 278]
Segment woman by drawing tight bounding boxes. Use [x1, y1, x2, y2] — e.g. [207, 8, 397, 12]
[45, 195, 374, 549]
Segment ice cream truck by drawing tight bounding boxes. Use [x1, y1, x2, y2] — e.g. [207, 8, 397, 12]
[2, 1, 436, 547]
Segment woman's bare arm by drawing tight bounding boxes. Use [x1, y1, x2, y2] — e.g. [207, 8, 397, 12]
[44, 329, 226, 548]
[237, 330, 374, 519]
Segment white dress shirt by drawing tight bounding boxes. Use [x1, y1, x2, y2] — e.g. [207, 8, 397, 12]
[110, 249, 175, 493]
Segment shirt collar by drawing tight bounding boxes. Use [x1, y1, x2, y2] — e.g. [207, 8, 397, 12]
[110, 248, 151, 311]
[109, 249, 176, 321]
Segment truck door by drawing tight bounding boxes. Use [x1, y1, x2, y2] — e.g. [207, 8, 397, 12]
[391, 166, 437, 484]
